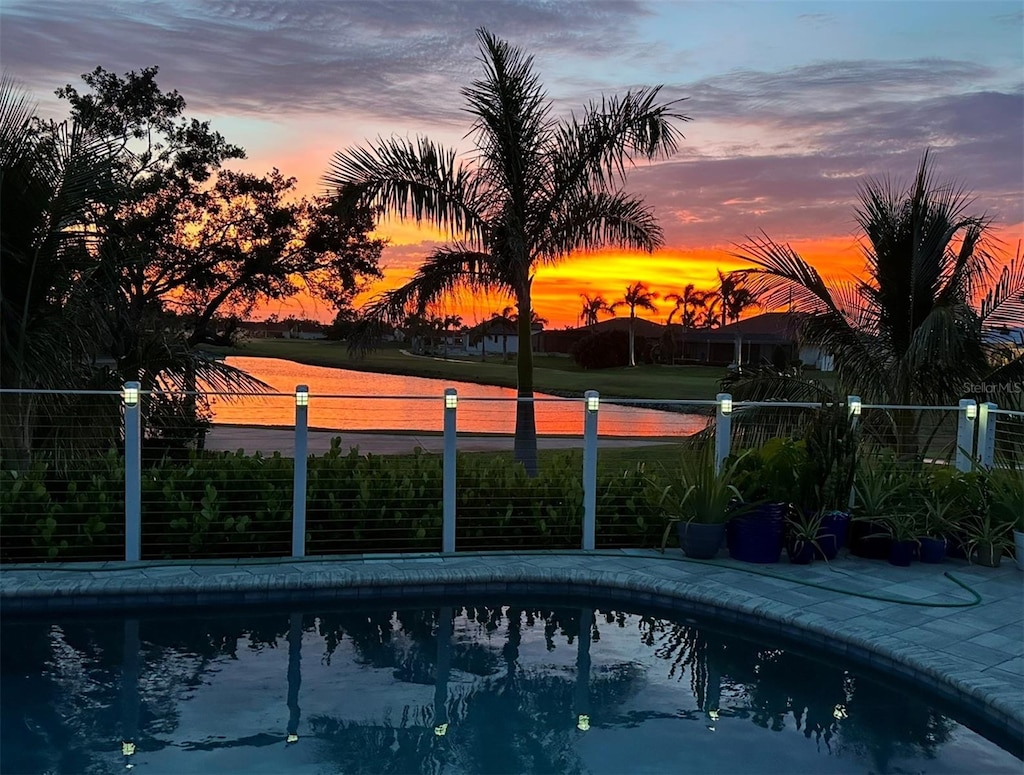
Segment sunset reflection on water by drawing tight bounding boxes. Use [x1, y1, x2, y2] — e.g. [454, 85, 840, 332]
[210, 357, 709, 438]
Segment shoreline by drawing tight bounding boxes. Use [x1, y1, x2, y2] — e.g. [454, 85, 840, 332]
[219, 345, 721, 416]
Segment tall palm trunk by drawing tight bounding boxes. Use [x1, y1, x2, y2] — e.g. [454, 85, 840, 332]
[514, 286, 538, 476]
[628, 312, 637, 367]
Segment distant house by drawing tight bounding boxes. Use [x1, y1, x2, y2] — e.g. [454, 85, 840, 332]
[539, 316, 666, 355]
[235, 320, 327, 340]
[461, 317, 544, 356]
[682, 313, 833, 370]
[539, 312, 833, 369]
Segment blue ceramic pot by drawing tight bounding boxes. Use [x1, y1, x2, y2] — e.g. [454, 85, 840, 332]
[728, 502, 785, 563]
[889, 539, 915, 567]
[918, 536, 946, 564]
[815, 510, 850, 560]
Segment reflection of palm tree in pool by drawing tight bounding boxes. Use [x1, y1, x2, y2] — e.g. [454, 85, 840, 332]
[7, 605, 972, 775]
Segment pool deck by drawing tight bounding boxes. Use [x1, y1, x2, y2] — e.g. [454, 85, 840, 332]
[2, 550, 1022, 742]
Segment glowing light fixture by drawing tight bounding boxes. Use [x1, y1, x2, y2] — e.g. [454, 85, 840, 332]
[122, 741, 136, 756]
[286, 733, 299, 744]
[577, 714, 590, 731]
[848, 397, 862, 416]
[965, 403, 977, 421]
[295, 385, 309, 406]
[833, 704, 848, 720]
[718, 396, 732, 415]
[122, 385, 139, 406]
[445, 392, 458, 410]
[434, 723, 448, 737]
[586, 394, 599, 413]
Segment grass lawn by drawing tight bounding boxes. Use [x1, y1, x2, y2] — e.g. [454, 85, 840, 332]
[219, 339, 732, 400]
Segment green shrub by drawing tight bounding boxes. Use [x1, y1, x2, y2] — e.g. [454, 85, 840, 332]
[2, 441, 667, 562]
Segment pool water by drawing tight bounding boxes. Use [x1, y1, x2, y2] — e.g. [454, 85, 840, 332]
[2, 599, 1019, 774]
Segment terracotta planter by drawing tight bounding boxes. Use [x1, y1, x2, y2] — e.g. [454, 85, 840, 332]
[677, 522, 726, 560]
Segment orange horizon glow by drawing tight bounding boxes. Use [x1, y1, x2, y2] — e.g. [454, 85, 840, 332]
[258, 222, 1022, 329]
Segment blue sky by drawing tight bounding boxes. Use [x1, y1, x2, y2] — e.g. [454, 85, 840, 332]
[2, 0, 1021, 323]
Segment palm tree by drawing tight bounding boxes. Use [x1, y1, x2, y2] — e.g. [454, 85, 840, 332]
[325, 28, 687, 473]
[2, 75, 267, 463]
[732, 151, 1024, 454]
[666, 284, 712, 328]
[440, 314, 463, 358]
[1, 75, 120, 462]
[612, 282, 659, 367]
[665, 284, 712, 362]
[714, 269, 759, 326]
[579, 293, 615, 330]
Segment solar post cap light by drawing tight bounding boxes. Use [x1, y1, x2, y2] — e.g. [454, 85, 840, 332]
[295, 386, 309, 406]
[122, 385, 140, 406]
[718, 395, 732, 414]
[586, 393, 599, 412]
[445, 391, 458, 410]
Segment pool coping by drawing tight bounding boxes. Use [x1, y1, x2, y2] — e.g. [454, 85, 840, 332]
[2, 549, 1022, 743]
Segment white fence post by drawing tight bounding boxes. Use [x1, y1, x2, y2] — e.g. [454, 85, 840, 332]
[847, 395, 862, 427]
[955, 399, 977, 472]
[292, 385, 309, 558]
[122, 382, 142, 562]
[976, 402, 997, 469]
[442, 389, 457, 553]
[582, 391, 599, 551]
[715, 393, 733, 473]
[847, 396, 862, 511]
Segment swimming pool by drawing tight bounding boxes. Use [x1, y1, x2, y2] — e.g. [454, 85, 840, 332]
[2, 598, 1019, 774]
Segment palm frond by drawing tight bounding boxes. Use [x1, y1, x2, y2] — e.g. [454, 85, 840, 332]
[323, 135, 487, 244]
[538, 189, 662, 261]
[464, 28, 551, 204]
[0, 74, 37, 168]
[347, 247, 508, 353]
[980, 256, 1024, 330]
[731, 233, 836, 314]
[541, 86, 688, 227]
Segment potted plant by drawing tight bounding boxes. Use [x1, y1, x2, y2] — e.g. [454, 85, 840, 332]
[801, 404, 859, 560]
[915, 470, 962, 564]
[849, 456, 908, 559]
[655, 448, 752, 559]
[728, 438, 806, 563]
[785, 508, 825, 565]
[882, 510, 921, 567]
[964, 468, 1023, 568]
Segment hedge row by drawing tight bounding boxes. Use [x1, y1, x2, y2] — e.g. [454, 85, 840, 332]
[1, 440, 660, 563]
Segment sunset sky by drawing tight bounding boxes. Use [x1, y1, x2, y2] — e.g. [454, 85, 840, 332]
[3, 1, 1022, 328]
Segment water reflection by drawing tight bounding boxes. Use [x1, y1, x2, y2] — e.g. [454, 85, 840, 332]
[1, 603, 1018, 775]
[211, 357, 708, 437]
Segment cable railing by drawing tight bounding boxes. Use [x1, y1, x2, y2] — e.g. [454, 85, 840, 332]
[1, 386, 1019, 564]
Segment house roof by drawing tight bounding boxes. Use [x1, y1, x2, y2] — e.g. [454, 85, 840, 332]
[674, 313, 807, 343]
[716, 312, 807, 337]
[465, 317, 518, 337]
[587, 316, 666, 337]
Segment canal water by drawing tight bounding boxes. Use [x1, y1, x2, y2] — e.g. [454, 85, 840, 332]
[210, 357, 708, 438]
